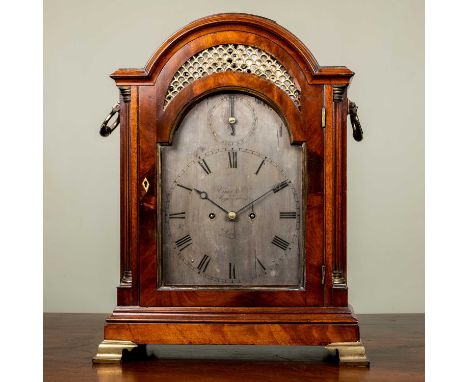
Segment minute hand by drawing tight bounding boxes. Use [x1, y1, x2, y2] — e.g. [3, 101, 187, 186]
[236, 180, 289, 215]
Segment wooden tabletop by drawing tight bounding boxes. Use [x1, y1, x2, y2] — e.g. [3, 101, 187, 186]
[44, 313, 424, 382]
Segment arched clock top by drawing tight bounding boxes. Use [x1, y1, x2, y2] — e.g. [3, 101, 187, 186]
[109, 13, 354, 85]
[164, 44, 301, 109]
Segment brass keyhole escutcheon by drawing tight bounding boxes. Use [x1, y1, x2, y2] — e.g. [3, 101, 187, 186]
[142, 178, 150, 193]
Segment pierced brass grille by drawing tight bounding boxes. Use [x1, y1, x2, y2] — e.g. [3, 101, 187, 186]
[164, 44, 300, 108]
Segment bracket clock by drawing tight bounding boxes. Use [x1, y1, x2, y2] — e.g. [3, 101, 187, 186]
[94, 13, 367, 366]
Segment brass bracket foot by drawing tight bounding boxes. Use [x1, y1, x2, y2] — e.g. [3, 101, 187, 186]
[93, 340, 138, 363]
[325, 341, 370, 367]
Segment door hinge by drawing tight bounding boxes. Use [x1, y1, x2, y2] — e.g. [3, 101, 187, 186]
[321, 265, 326, 285]
[321, 107, 326, 128]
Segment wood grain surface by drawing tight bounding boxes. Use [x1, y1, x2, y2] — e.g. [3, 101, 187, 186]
[108, 12, 360, 354]
[115, 13, 347, 309]
[44, 313, 424, 382]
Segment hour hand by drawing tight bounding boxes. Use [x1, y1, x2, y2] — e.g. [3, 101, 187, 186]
[194, 188, 208, 199]
[193, 188, 229, 214]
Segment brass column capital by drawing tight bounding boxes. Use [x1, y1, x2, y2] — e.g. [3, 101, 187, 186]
[118, 86, 131, 103]
[332, 85, 347, 103]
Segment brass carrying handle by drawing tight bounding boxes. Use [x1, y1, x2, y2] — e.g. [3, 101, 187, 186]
[99, 103, 120, 137]
[348, 101, 363, 142]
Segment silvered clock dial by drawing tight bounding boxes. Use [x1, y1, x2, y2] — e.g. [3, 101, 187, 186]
[160, 93, 304, 288]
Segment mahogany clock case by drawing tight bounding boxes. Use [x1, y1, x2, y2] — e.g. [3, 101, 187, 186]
[95, 13, 368, 366]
